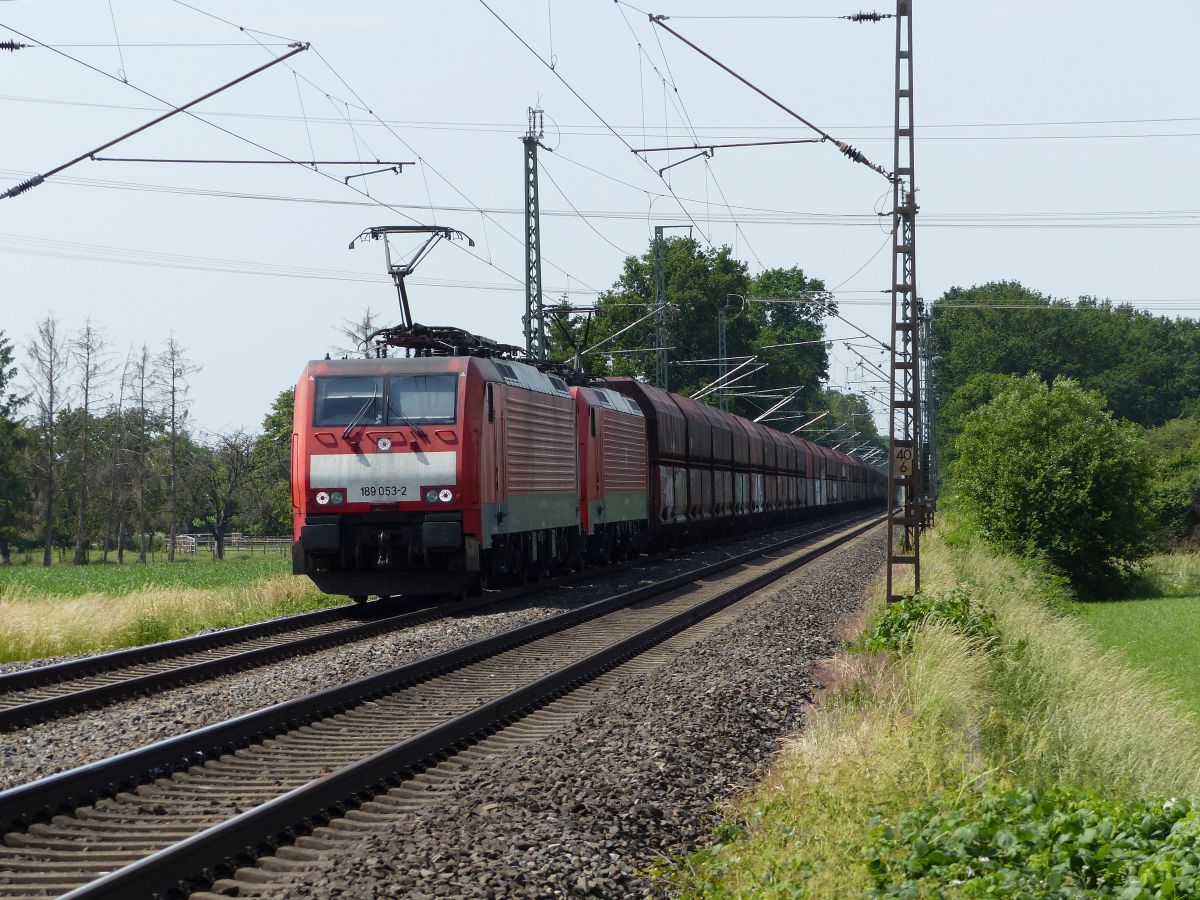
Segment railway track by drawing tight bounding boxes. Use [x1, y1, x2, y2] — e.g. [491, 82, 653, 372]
[0, 513, 880, 899]
[0, 596, 486, 730]
[0, 511, 871, 731]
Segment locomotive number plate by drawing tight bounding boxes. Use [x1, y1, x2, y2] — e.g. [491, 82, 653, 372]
[356, 484, 409, 499]
[310, 451, 457, 501]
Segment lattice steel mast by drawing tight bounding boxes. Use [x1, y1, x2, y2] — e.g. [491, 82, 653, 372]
[653, 225, 668, 389]
[919, 306, 938, 515]
[886, 0, 922, 602]
[523, 107, 549, 360]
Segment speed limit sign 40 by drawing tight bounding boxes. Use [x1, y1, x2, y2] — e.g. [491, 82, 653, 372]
[893, 445, 915, 476]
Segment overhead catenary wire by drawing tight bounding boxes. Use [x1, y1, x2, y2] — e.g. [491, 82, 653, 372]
[156, 3, 598, 296]
[613, 1, 763, 264]
[15, 168, 1200, 233]
[539, 157, 636, 258]
[648, 15, 893, 181]
[11, 91, 1200, 137]
[0, 36, 310, 198]
[90, 157, 415, 167]
[475, 0, 716, 249]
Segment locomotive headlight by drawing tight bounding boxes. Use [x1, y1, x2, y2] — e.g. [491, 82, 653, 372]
[376, 436, 392, 452]
[438, 488, 454, 503]
[315, 491, 330, 505]
[329, 491, 345, 505]
[424, 488, 439, 503]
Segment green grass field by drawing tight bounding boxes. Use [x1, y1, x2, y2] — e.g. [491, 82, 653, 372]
[1073, 594, 1200, 717]
[0, 556, 291, 600]
[0, 555, 337, 662]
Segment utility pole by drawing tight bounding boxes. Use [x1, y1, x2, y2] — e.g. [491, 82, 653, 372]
[523, 107, 549, 360]
[885, 0, 922, 603]
[651, 224, 691, 390]
[653, 225, 668, 389]
[919, 306, 938, 515]
[717, 300, 729, 410]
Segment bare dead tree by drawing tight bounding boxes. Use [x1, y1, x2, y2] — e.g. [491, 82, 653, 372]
[155, 336, 198, 563]
[104, 350, 133, 563]
[24, 315, 70, 567]
[330, 305, 388, 359]
[69, 320, 112, 564]
[125, 345, 156, 562]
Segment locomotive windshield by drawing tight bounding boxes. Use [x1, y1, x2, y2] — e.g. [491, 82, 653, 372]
[386, 374, 457, 425]
[313, 374, 457, 426]
[313, 376, 383, 427]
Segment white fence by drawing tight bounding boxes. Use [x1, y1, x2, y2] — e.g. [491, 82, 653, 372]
[171, 534, 291, 556]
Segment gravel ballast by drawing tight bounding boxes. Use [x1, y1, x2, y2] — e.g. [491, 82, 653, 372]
[240, 524, 886, 899]
[0, 514, 869, 790]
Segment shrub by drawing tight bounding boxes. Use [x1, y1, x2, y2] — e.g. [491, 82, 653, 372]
[952, 375, 1157, 584]
[857, 587, 995, 654]
[864, 786, 1200, 898]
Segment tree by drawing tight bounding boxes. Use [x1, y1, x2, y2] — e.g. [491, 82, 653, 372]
[952, 375, 1156, 584]
[1142, 418, 1200, 543]
[938, 372, 1020, 470]
[156, 337, 198, 562]
[0, 331, 27, 564]
[749, 266, 834, 415]
[125, 345, 160, 562]
[186, 430, 253, 559]
[548, 238, 835, 421]
[929, 282, 1200, 455]
[331, 306, 388, 359]
[25, 315, 70, 566]
[68, 320, 112, 564]
[246, 388, 294, 535]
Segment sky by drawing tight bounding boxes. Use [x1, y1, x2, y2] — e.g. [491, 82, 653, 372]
[2, 0, 1198, 437]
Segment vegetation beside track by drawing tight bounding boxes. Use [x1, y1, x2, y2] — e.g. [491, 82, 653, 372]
[669, 524, 1200, 898]
[1071, 551, 1200, 718]
[0, 559, 334, 662]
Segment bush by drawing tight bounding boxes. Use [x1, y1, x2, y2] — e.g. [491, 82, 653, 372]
[952, 375, 1157, 584]
[865, 786, 1200, 898]
[857, 587, 995, 654]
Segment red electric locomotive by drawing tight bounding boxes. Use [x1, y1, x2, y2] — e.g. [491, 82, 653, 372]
[291, 226, 884, 601]
[291, 341, 884, 602]
[292, 349, 594, 601]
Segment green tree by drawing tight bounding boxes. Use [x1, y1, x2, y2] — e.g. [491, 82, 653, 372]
[0, 332, 27, 564]
[930, 282, 1200, 455]
[185, 430, 253, 559]
[952, 375, 1156, 584]
[938, 372, 1021, 469]
[1143, 417, 1200, 542]
[246, 388, 294, 535]
[550, 239, 835, 420]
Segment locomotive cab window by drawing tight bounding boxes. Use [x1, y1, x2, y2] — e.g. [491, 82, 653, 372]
[313, 376, 383, 426]
[386, 374, 457, 425]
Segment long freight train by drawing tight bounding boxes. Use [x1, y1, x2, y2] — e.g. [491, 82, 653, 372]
[291, 353, 885, 601]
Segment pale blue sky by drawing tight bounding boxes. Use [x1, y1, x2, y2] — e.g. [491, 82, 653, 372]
[1, 1, 1196, 434]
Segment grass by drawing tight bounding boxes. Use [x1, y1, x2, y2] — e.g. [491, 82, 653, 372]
[0, 556, 340, 663]
[668, 521, 1200, 897]
[0, 556, 291, 600]
[1070, 551, 1200, 718]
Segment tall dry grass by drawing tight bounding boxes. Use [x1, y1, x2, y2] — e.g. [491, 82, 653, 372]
[0, 576, 334, 662]
[671, 522, 1200, 896]
[1137, 551, 1200, 597]
[922, 529, 1200, 798]
[673, 625, 988, 898]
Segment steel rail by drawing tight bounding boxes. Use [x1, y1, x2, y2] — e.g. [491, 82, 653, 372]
[0, 509, 873, 730]
[0, 512, 877, 848]
[0, 603, 359, 696]
[61, 513, 882, 899]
